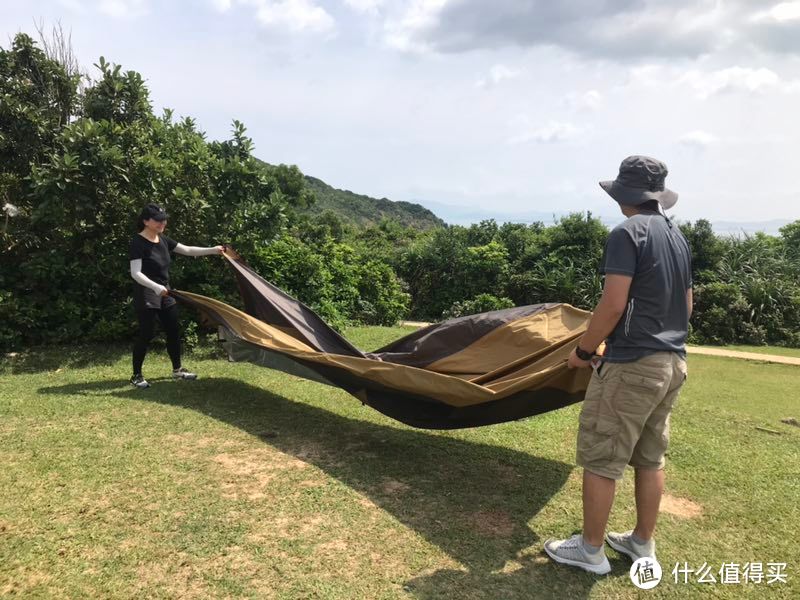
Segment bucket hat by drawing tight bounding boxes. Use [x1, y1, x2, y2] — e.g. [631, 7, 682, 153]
[600, 155, 678, 209]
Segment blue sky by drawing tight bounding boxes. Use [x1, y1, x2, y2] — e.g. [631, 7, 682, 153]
[3, 0, 800, 223]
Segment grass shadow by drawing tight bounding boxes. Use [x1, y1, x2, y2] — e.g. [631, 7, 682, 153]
[39, 377, 610, 597]
[2, 339, 225, 375]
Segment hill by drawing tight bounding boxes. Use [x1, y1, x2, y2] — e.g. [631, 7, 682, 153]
[255, 157, 443, 229]
[301, 175, 445, 230]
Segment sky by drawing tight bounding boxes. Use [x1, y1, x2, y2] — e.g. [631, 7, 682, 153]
[2, 0, 800, 224]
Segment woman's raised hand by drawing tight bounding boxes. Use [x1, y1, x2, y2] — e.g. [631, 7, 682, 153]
[220, 244, 241, 260]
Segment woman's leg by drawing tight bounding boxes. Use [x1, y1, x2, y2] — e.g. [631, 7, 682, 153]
[133, 308, 157, 375]
[158, 303, 182, 370]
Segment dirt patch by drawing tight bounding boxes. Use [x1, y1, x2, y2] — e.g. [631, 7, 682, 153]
[491, 463, 522, 485]
[661, 493, 703, 519]
[357, 497, 380, 512]
[213, 449, 309, 501]
[163, 433, 240, 459]
[297, 479, 324, 489]
[0, 570, 54, 597]
[381, 479, 411, 495]
[213, 449, 309, 474]
[468, 510, 515, 537]
[206, 545, 262, 579]
[297, 515, 326, 536]
[316, 539, 349, 553]
[135, 560, 208, 598]
[248, 515, 326, 541]
[293, 442, 344, 468]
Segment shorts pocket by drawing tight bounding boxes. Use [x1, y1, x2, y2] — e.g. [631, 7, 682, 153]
[578, 415, 620, 463]
[620, 372, 665, 392]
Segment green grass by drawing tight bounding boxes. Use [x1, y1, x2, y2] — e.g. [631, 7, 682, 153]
[1, 332, 798, 599]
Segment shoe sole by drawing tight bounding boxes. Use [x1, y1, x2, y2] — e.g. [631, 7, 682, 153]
[172, 374, 197, 380]
[605, 536, 656, 563]
[544, 545, 611, 575]
[131, 383, 150, 389]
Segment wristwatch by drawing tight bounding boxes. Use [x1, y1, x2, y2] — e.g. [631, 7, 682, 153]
[575, 346, 596, 361]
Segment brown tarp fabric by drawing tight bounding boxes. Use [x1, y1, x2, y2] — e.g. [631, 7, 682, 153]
[171, 252, 592, 429]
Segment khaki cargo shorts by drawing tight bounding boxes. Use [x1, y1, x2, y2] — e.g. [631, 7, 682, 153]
[576, 351, 687, 480]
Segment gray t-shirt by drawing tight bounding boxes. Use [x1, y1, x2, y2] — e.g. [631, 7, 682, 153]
[600, 211, 692, 362]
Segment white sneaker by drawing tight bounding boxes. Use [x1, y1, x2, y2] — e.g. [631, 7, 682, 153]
[606, 530, 656, 562]
[172, 367, 198, 380]
[130, 374, 150, 389]
[544, 534, 611, 575]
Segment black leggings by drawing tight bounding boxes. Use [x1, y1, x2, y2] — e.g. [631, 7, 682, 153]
[132, 304, 182, 375]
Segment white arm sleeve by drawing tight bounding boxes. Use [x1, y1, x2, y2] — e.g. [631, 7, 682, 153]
[174, 243, 219, 257]
[130, 259, 167, 296]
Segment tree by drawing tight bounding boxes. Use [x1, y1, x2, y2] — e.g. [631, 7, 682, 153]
[679, 219, 724, 284]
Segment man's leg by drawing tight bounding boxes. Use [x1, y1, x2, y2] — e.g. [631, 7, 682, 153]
[543, 468, 614, 574]
[629, 354, 684, 542]
[609, 355, 684, 560]
[633, 467, 664, 541]
[582, 470, 616, 546]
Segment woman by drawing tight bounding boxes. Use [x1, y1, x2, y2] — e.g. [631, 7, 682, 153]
[129, 203, 223, 389]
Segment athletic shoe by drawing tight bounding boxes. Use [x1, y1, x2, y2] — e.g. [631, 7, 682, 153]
[543, 534, 611, 575]
[172, 367, 198, 380]
[130, 374, 150, 389]
[606, 530, 657, 562]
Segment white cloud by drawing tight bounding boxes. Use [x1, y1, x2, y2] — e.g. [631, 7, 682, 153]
[250, 0, 335, 34]
[565, 89, 603, 111]
[98, 0, 148, 18]
[682, 66, 782, 98]
[476, 64, 520, 88]
[211, 0, 233, 11]
[258, 2, 331, 32]
[679, 130, 717, 148]
[57, 0, 89, 13]
[752, 2, 800, 23]
[630, 65, 800, 99]
[343, 0, 384, 15]
[509, 119, 582, 144]
[384, 0, 447, 52]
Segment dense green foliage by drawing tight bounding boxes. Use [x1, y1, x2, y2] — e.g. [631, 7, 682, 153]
[685, 222, 800, 346]
[397, 216, 606, 320]
[3, 34, 800, 352]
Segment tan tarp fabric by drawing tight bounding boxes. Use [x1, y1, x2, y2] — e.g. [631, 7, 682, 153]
[171, 253, 593, 429]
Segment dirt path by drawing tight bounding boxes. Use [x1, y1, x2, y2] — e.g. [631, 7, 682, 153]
[685, 346, 800, 365]
[398, 322, 800, 366]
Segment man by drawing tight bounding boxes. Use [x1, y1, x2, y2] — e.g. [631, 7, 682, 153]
[543, 156, 693, 575]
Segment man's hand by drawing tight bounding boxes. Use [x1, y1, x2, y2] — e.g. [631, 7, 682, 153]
[568, 348, 592, 369]
[160, 288, 169, 297]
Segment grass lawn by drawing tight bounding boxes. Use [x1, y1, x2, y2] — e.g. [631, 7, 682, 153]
[1, 328, 798, 599]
